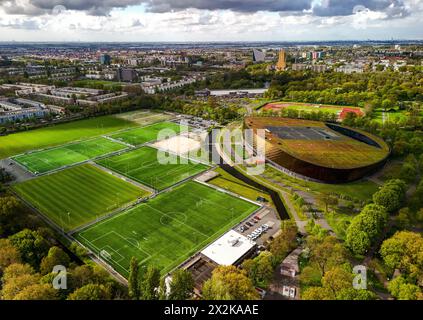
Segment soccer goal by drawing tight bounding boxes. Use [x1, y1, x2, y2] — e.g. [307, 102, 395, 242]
[100, 250, 112, 260]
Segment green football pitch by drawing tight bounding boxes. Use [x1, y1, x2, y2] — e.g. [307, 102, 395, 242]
[13, 137, 127, 174]
[97, 146, 209, 191]
[75, 181, 259, 277]
[0, 115, 137, 159]
[108, 121, 187, 146]
[13, 164, 149, 231]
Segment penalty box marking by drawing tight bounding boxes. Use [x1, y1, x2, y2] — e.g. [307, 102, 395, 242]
[79, 230, 152, 264]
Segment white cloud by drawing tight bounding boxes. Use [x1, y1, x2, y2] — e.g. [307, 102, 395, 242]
[0, 2, 422, 41]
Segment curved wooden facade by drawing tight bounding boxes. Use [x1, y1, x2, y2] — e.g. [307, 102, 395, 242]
[244, 117, 390, 184]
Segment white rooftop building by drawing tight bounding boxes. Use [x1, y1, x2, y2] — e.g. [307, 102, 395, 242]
[201, 230, 256, 266]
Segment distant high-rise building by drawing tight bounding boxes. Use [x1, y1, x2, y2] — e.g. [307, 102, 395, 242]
[252, 49, 266, 63]
[276, 49, 286, 71]
[117, 68, 137, 82]
[306, 52, 312, 60]
[100, 54, 111, 65]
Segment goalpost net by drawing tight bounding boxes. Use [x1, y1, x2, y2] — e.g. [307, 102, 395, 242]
[100, 250, 112, 260]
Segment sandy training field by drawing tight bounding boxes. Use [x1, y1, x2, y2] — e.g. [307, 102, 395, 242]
[152, 134, 203, 155]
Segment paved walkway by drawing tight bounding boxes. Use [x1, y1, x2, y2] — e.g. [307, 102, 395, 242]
[280, 191, 307, 234]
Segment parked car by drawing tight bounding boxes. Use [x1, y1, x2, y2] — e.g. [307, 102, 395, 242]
[290, 287, 296, 298]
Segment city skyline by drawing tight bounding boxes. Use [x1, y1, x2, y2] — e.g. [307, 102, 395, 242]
[0, 1, 423, 42]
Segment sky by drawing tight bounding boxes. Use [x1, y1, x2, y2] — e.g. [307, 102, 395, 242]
[0, 0, 422, 42]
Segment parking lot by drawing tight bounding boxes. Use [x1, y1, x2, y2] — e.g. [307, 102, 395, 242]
[234, 207, 281, 245]
[0, 158, 34, 183]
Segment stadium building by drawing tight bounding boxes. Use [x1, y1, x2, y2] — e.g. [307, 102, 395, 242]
[244, 117, 390, 183]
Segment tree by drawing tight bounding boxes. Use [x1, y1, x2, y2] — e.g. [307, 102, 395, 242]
[372, 179, 407, 213]
[373, 187, 403, 213]
[305, 219, 328, 239]
[168, 269, 194, 300]
[382, 99, 393, 111]
[128, 257, 140, 300]
[68, 284, 112, 300]
[69, 242, 89, 258]
[0, 263, 48, 300]
[0, 196, 23, 235]
[345, 228, 371, 256]
[2, 263, 34, 282]
[300, 266, 322, 287]
[69, 265, 95, 289]
[242, 251, 274, 286]
[158, 277, 168, 300]
[9, 229, 49, 268]
[269, 220, 297, 262]
[1, 273, 42, 300]
[399, 163, 417, 183]
[252, 251, 274, 284]
[307, 235, 347, 275]
[0, 168, 12, 183]
[301, 264, 377, 300]
[345, 204, 388, 255]
[301, 287, 335, 300]
[393, 139, 410, 156]
[139, 265, 161, 300]
[409, 137, 423, 155]
[0, 239, 21, 274]
[202, 266, 259, 300]
[388, 276, 422, 300]
[40, 246, 70, 275]
[321, 267, 353, 295]
[336, 288, 377, 300]
[318, 193, 338, 212]
[396, 208, 411, 229]
[380, 231, 423, 282]
[13, 283, 58, 300]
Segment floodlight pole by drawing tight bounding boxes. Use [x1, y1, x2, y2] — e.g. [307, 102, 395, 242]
[60, 213, 65, 233]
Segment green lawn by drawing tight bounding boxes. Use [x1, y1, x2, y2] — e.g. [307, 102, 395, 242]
[372, 109, 409, 124]
[75, 181, 259, 277]
[0, 116, 136, 159]
[108, 121, 186, 146]
[13, 138, 127, 174]
[97, 146, 209, 191]
[305, 179, 380, 202]
[13, 164, 149, 231]
[263, 165, 379, 202]
[324, 211, 353, 240]
[208, 167, 271, 203]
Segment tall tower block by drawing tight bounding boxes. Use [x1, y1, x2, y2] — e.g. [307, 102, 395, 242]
[276, 49, 286, 71]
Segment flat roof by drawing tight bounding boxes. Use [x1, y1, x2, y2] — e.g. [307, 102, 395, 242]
[210, 88, 267, 96]
[201, 230, 255, 266]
